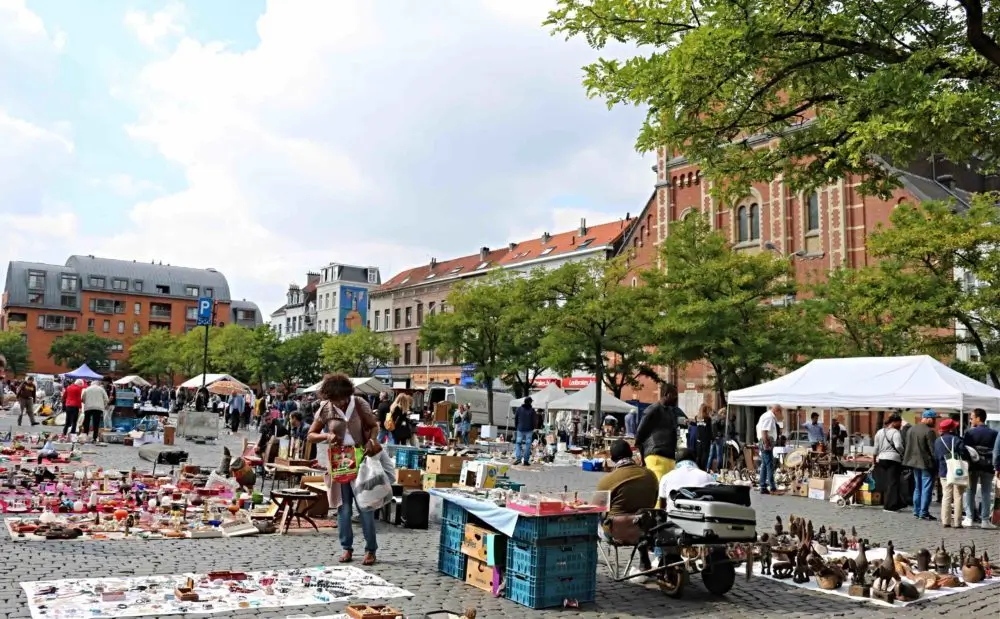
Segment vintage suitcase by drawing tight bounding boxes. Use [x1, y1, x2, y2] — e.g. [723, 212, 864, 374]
[667, 489, 757, 543]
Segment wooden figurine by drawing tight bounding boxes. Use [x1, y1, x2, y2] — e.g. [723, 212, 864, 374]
[829, 529, 840, 549]
[759, 534, 773, 576]
[773, 516, 783, 538]
[848, 539, 871, 598]
[871, 541, 899, 605]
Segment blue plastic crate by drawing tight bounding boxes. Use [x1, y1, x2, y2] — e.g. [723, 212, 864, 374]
[439, 522, 464, 551]
[511, 513, 601, 542]
[441, 500, 469, 526]
[507, 538, 598, 578]
[438, 546, 466, 580]
[505, 570, 597, 609]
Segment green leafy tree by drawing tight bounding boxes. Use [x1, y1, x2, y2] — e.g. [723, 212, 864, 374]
[246, 326, 283, 388]
[321, 327, 395, 376]
[810, 266, 951, 358]
[210, 324, 254, 382]
[48, 333, 114, 371]
[644, 215, 826, 403]
[540, 258, 656, 413]
[867, 195, 1000, 385]
[275, 332, 329, 391]
[127, 328, 180, 383]
[497, 271, 550, 399]
[0, 325, 31, 375]
[547, 0, 1000, 197]
[173, 327, 215, 378]
[420, 273, 510, 425]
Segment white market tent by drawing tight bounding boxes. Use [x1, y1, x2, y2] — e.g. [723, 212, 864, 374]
[179, 373, 250, 390]
[510, 382, 568, 409]
[114, 375, 151, 388]
[728, 355, 1000, 415]
[547, 382, 637, 414]
[302, 377, 389, 395]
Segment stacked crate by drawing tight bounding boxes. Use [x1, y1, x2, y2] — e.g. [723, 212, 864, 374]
[504, 513, 600, 609]
[437, 500, 472, 580]
[393, 446, 428, 470]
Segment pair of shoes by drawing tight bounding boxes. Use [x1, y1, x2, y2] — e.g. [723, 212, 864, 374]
[920, 514, 936, 521]
[943, 523, 952, 528]
[962, 517, 973, 528]
[760, 489, 770, 495]
[980, 521, 996, 529]
[362, 552, 377, 566]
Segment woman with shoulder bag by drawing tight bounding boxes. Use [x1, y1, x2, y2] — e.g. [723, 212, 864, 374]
[307, 373, 380, 565]
[873, 413, 905, 512]
[389, 393, 414, 446]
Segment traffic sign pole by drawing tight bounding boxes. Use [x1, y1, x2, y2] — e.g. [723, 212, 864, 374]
[196, 296, 213, 390]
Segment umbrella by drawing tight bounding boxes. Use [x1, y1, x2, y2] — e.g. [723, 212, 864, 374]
[207, 381, 248, 396]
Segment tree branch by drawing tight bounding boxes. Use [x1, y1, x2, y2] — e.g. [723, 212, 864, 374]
[956, 0, 1000, 69]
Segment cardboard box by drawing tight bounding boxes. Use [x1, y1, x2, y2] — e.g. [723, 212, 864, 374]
[459, 461, 510, 489]
[396, 468, 422, 488]
[857, 490, 883, 506]
[808, 477, 832, 500]
[426, 455, 468, 476]
[464, 557, 500, 594]
[461, 524, 495, 561]
[796, 483, 809, 498]
[422, 473, 460, 490]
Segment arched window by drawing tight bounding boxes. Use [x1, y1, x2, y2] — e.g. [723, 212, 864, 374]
[646, 214, 652, 234]
[737, 206, 749, 242]
[807, 193, 819, 232]
[749, 203, 760, 240]
[631, 277, 638, 287]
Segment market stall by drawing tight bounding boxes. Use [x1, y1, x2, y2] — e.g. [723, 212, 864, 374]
[546, 384, 636, 449]
[113, 375, 151, 388]
[430, 486, 606, 609]
[726, 355, 1000, 501]
[506, 383, 567, 430]
[302, 377, 388, 396]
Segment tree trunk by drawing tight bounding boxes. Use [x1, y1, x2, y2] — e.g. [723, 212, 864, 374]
[486, 378, 495, 426]
[594, 344, 604, 430]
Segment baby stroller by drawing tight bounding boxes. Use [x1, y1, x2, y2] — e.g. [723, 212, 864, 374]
[831, 465, 873, 507]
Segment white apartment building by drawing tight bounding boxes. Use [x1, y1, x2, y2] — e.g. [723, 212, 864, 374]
[313, 263, 381, 335]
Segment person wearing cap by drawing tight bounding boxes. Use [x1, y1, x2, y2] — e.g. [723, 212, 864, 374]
[934, 418, 970, 528]
[754, 404, 782, 494]
[513, 396, 536, 465]
[873, 413, 905, 512]
[597, 440, 658, 572]
[903, 409, 939, 521]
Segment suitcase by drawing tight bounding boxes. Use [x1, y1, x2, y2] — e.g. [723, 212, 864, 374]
[667, 498, 757, 542]
[400, 490, 429, 530]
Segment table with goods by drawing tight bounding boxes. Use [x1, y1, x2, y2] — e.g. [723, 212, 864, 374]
[430, 486, 609, 609]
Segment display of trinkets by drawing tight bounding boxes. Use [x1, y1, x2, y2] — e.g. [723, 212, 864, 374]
[21, 566, 413, 619]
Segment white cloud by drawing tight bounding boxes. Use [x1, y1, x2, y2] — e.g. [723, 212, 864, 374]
[112, 0, 651, 314]
[91, 174, 164, 198]
[0, 0, 65, 51]
[124, 1, 186, 49]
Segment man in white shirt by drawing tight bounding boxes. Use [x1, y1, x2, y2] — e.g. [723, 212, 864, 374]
[658, 449, 715, 510]
[80, 380, 109, 443]
[755, 405, 782, 494]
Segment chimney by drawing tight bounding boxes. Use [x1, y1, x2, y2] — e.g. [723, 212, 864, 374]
[430, 257, 437, 269]
[579, 218, 587, 236]
[625, 212, 631, 220]
[541, 232, 551, 244]
[508, 242, 517, 251]
[480, 246, 489, 260]
[936, 174, 956, 189]
[570, 235, 576, 245]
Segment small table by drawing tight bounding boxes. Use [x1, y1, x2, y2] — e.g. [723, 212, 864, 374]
[263, 464, 322, 493]
[271, 488, 320, 533]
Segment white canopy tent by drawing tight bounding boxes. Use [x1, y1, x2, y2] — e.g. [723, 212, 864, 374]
[547, 383, 637, 436]
[728, 355, 1000, 414]
[114, 375, 151, 388]
[302, 377, 389, 395]
[510, 382, 568, 409]
[179, 373, 250, 390]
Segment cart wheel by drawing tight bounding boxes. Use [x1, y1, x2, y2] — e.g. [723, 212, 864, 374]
[836, 497, 847, 507]
[656, 558, 688, 598]
[701, 558, 736, 596]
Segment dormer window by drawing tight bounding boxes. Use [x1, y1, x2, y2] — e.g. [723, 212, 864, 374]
[474, 262, 489, 270]
[449, 266, 463, 274]
[576, 239, 594, 249]
[540, 247, 555, 256]
[425, 273, 437, 280]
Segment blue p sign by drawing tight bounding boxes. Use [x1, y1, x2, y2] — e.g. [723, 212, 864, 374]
[196, 297, 213, 326]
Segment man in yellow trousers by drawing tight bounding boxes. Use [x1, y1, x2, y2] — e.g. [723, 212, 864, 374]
[635, 383, 683, 482]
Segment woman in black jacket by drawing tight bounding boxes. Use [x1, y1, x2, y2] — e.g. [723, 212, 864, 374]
[388, 393, 414, 445]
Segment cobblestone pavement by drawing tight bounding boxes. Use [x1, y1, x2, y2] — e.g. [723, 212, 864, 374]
[2, 414, 998, 619]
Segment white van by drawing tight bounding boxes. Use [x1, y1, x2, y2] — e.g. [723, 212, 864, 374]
[987, 413, 1000, 433]
[428, 385, 514, 428]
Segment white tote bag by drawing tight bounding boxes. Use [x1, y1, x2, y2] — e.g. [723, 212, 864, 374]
[944, 440, 969, 486]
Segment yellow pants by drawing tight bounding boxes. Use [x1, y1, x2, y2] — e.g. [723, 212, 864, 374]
[644, 455, 675, 482]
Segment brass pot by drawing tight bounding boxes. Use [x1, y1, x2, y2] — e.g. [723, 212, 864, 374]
[962, 564, 985, 584]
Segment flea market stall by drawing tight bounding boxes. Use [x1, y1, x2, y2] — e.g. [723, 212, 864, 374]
[546, 384, 637, 459]
[726, 355, 1000, 503]
[176, 374, 250, 442]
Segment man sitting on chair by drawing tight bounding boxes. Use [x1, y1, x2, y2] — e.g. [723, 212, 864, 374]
[597, 440, 658, 571]
[658, 448, 715, 510]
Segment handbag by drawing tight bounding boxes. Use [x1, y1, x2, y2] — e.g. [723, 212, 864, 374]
[943, 439, 969, 486]
[329, 445, 365, 483]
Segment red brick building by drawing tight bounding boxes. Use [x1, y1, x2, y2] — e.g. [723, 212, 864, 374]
[620, 149, 974, 432]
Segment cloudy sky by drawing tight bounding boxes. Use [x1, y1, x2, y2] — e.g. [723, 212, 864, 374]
[1, 0, 651, 315]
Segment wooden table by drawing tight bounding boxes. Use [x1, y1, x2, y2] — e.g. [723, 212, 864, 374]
[271, 488, 320, 533]
[262, 464, 324, 494]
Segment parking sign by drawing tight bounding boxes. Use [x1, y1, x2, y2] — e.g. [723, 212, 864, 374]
[196, 297, 213, 326]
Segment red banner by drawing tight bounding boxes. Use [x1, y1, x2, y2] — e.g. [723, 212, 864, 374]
[560, 376, 596, 390]
[531, 377, 561, 388]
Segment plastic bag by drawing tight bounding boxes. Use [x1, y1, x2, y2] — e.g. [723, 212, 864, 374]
[354, 456, 393, 513]
[376, 449, 396, 479]
[206, 470, 238, 492]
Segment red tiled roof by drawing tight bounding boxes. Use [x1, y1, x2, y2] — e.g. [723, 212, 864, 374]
[378, 217, 632, 292]
[495, 219, 631, 267]
[302, 282, 317, 294]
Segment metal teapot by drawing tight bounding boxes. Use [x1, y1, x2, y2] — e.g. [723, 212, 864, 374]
[933, 540, 951, 575]
[916, 548, 932, 572]
[961, 544, 985, 583]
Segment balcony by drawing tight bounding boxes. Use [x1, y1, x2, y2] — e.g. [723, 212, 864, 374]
[150, 305, 172, 319]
